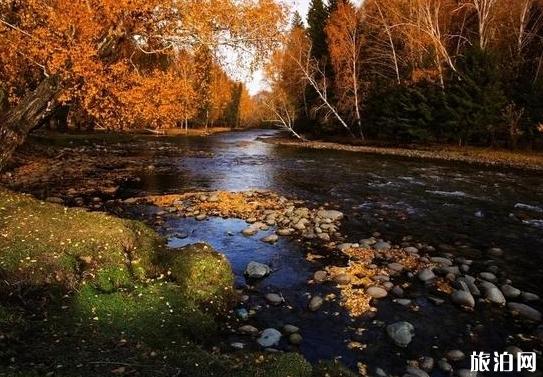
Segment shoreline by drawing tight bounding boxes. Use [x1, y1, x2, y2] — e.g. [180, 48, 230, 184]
[263, 136, 543, 172]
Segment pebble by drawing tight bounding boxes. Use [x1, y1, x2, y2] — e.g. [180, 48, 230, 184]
[406, 367, 429, 377]
[501, 284, 521, 299]
[313, 270, 327, 283]
[230, 342, 245, 350]
[438, 359, 452, 372]
[488, 247, 504, 257]
[420, 357, 434, 372]
[367, 286, 388, 299]
[521, 292, 540, 301]
[238, 325, 259, 336]
[388, 263, 405, 272]
[481, 282, 506, 305]
[507, 302, 542, 322]
[308, 296, 324, 311]
[418, 269, 436, 282]
[404, 246, 419, 254]
[244, 262, 271, 279]
[479, 272, 497, 283]
[456, 369, 477, 377]
[283, 325, 299, 334]
[289, 333, 303, 345]
[386, 321, 415, 347]
[277, 228, 293, 236]
[235, 308, 249, 321]
[265, 293, 283, 305]
[261, 234, 279, 244]
[242, 227, 258, 236]
[446, 350, 465, 361]
[257, 328, 282, 347]
[374, 241, 391, 251]
[317, 209, 344, 221]
[430, 257, 453, 266]
[333, 273, 352, 285]
[395, 299, 412, 306]
[451, 290, 475, 308]
[391, 286, 404, 297]
[195, 214, 207, 221]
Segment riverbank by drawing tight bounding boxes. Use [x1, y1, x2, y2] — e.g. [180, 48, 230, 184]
[264, 137, 543, 171]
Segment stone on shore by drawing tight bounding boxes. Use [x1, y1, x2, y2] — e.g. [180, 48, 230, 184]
[308, 295, 324, 311]
[245, 261, 271, 279]
[386, 321, 415, 347]
[367, 286, 388, 299]
[451, 290, 475, 308]
[317, 209, 344, 221]
[257, 328, 282, 347]
[507, 303, 542, 322]
[418, 269, 436, 282]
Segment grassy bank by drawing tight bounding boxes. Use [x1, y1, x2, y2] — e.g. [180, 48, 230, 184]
[265, 137, 543, 171]
[0, 189, 353, 377]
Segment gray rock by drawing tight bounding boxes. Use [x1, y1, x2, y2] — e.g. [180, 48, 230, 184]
[456, 369, 477, 377]
[313, 270, 327, 283]
[386, 321, 415, 347]
[230, 342, 245, 350]
[508, 302, 542, 322]
[388, 263, 405, 272]
[337, 243, 354, 252]
[483, 283, 506, 305]
[404, 246, 419, 254]
[242, 226, 259, 236]
[367, 286, 388, 299]
[317, 209, 344, 221]
[375, 368, 388, 377]
[245, 262, 271, 279]
[195, 214, 207, 221]
[488, 247, 504, 257]
[374, 241, 392, 251]
[430, 257, 453, 266]
[418, 269, 436, 282]
[406, 367, 429, 377]
[309, 295, 324, 311]
[265, 293, 283, 305]
[438, 359, 452, 372]
[392, 286, 404, 297]
[257, 328, 282, 347]
[451, 290, 475, 308]
[235, 308, 249, 321]
[239, 325, 259, 336]
[277, 228, 293, 236]
[420, 357, 434, 372]
[501, 284, 521, 299]
[395, 299, 412, 306]
[479, 272, 497, 283]
[446, 349, 465, 361]
[521, 292, 540, 301]
[261, 234, 279, 244]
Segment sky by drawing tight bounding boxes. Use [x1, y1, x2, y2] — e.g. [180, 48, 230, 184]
[244, 0, 362, 95]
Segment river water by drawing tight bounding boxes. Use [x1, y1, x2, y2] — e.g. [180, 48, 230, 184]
[125, 129, 543, 374]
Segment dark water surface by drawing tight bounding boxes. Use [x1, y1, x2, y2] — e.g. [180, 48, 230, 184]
[126, 129, 543, 372]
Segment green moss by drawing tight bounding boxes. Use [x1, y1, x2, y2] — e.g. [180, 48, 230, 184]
[239, 353, 313, 377]
[312, 361, 358, 377]
[166, 243, 235, 313]
[0, 189, 164, 292]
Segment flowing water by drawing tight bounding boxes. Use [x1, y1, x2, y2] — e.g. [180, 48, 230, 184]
[123, 129, 543, 373]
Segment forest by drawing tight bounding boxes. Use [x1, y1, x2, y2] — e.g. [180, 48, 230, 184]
[262, 0, 543, 149]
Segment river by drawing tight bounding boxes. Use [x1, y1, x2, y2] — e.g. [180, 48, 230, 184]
[124, 129, 543, 374]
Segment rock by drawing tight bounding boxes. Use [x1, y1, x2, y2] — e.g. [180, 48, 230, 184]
[261, 234, 279, 244]
[367, 286, 388, 299]
[313, 270, 328, 283]
[374, 241, 391, 251]
[404, 246, 419, 254]
[265, 293, 283, 305]
[308, 295, 324, 311]
[406, 367, 429, 377]
[317, 209, 344, 221]
[479, 272, 497, 283]
[231, 342, 245, 350]
[429, 297, 445, 305]
[395, 299, 412, 306]
[375, 368, 388, 377]
[418, 269, 436, 282]
[337, 243, 354, 252]
[245, 262, 271, 279]
[386, 321, 415, 347]
[521, 292, 540, 301]
[508, 303, 542, 322]
[456, 369, 477, 377]
[446, 350, 465, 361]
[283, 325, 299, 334]
[488, 247, 504, 257]
[257, 328, 282, 347]
[317, 232, 331, 241]
[388, 263, 405, 272]
[391, 286, 404, 297]
[483, 283, 506, 305]
[430, 256, 453, 266]
[46, 197, 64, 204]
[289, 333, 303, 345]
[235, 308, 249, 321]
[242, 227, 259, 236]
[333, 273, 352, 285]
[501, 284, 521, 299]
[239, 325, 259, 336]
[420, 357, 434, 372]
[277, 228, 293, 236]
[438, 359, 452, 372]
[451, 290, 475, 308]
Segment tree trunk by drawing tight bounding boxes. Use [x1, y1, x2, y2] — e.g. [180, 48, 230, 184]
[0, 76, 60, 171]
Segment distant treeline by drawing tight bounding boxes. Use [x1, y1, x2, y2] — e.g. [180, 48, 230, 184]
[261, 0, 543, 149]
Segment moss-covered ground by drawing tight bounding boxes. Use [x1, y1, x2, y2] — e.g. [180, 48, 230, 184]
[0, 189, 353, 377]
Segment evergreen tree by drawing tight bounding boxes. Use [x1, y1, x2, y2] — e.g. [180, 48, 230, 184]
[226, 83, 243, 129]
[292, 11, 304, 29]
[307, 0, 329, 60]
